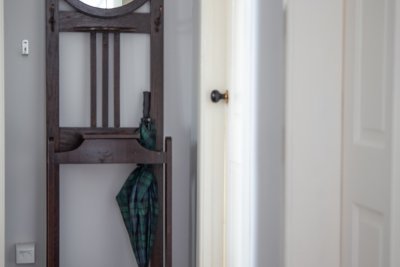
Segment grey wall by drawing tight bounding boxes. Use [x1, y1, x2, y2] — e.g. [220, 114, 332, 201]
[254, 0, 285, 266]
[5, 0, 46, 266]
[5, 0, 196, 266]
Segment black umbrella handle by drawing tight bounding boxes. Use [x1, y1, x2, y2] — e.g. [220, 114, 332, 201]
[143, 91, 151, 119]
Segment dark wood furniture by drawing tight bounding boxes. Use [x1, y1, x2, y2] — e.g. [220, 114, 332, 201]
[46, 0, 172, 266]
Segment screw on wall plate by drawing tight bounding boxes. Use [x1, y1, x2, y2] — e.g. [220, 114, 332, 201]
[22, 40, 29, 55]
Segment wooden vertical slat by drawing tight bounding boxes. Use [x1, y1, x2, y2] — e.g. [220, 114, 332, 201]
[46, 0, 60, 142]
[47, 140, 59, 267]
[150, 1, 164, 266]
[90, 32, 97, 127]
[114, 33, 120, 127]
[102, 32, 109, 127]
[165, 137, 173, 267]
[46, 0, 60, 266]
[150, 1, 164, 147]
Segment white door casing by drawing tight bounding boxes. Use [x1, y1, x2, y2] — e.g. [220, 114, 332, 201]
[226, 0, 257, 266]
[390, 1, 400, 266]
[342, 0, 398, 266]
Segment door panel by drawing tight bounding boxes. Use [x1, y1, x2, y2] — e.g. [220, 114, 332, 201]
[342, 0, 395, 266]
[197, 0, 229, 266]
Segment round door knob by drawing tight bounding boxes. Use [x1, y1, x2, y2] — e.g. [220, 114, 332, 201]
[211, 90, 229, 103]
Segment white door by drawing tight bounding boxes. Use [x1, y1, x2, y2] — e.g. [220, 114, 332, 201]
[197, 0, 257, 266]
[197, 0, 230, 266]
[342, 0, 399, 266]
[285, 1, 400, 267]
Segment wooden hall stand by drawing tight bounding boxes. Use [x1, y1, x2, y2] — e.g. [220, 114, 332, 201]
[45, 0, 172, 266]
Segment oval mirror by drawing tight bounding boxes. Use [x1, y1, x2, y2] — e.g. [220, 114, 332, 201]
[79, 0, 133, 9]
[65, 0, 148, 17]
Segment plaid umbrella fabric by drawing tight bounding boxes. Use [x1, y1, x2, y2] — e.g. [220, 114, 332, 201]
[116, 119, 158, 267]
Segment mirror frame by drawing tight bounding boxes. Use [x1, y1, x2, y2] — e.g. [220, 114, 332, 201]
[65, 0, 149, 17]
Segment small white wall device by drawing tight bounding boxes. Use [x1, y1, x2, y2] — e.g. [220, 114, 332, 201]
[16, 243, 35, 264]
[22, 40, 29, 55]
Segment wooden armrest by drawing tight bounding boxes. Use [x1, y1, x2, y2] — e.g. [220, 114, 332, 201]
[83, 133, 140, 139]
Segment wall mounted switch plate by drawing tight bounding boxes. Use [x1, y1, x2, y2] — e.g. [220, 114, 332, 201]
[22, 40, 29, 55]
[16, 243, 35, 264]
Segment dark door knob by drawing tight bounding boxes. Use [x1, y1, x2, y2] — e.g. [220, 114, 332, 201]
[211, 90, 229, 103]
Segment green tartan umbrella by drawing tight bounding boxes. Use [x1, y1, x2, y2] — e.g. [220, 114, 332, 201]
[116, 118, 158, 267]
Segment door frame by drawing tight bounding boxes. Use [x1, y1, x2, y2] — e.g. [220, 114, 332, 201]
[391, 1, 400, 265]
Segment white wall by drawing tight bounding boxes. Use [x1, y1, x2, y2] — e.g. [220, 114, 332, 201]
[5, 0, 196, 266]
[254, 0, 285, 266]
[285, 1, 343, 266]
[0, 0, 4, 266]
